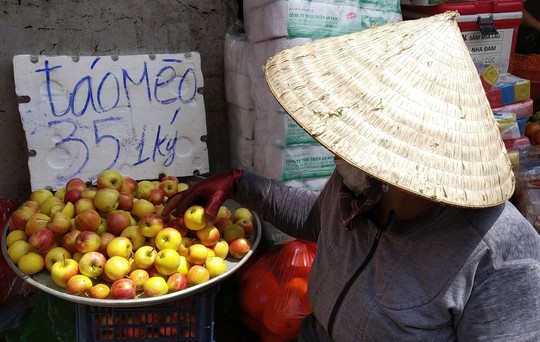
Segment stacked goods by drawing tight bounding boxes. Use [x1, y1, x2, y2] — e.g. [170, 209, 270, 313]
[2, 169, 254, 301]
[225, 0, 402, 245]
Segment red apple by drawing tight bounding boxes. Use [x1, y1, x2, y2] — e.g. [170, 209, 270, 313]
[47, 211, 72, 235]
[89, 283, 110, 299]
[61, 229, 81, 253]
[196, 225, 220, 247]
[147, 188, 166, 205]
[186, 265, 210, 286]
[74, 208, 102, 232]
[106, 210, 132, 235]
[120, 176, 138, 196]
[98, 232, 115, 255]
[229, 237, 251, 259]
[110, 278, 137, 299]
[64, 188, 83, 205]
[74, 198, 96, 214]
[66, 274, 93, 296]
[235, 218, 254, 236]
[10, 206, 37, 231]
[28, 228, 56, 254]
[75, 231, 102, 254]
[24, 213, 50, 236]
[166, 272, 188, 292]
[117, 191, 134, 211]
[66, 177, 87, 192]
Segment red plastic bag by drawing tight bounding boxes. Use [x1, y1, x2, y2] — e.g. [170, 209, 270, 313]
[238, 239, 317, 341]
[0, 198, 20, 303]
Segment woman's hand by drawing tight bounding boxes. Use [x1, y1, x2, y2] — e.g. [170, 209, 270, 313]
[162, 169, 243, 226]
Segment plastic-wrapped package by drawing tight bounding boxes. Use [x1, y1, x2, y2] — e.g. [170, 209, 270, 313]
[238, 239, 317, 341]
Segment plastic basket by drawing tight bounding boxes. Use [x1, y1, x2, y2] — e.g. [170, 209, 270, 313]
[76, 285, 218, 342]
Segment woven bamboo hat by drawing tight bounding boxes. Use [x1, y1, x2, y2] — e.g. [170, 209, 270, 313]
[264, 11, 514, 208]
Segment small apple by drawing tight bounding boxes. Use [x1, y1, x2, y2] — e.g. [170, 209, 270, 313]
[147, 188, 166, 205]
[215, 206, 233, 232]
[80, 187, 98, 200]
[39, 196, 64, 216]
[104, 256, 131, 281]
[29, 188, 54, 205]
[155, 227, 182, 251]
[211, 239, 229, 260]
[186, 265, 210, 286]
[96, 169, 123, 190]
[196, 225, 220, 247]
[138, 213, 164, 238]
[66, 177, 87, 192]
[136, 180, 155, 200]
[106, 236, 133, 258]
[160, 175, 179, 184]
[7, 240, 31, 264]
[106, 209, 132, 235]
[117, 191, 134, 211]
[61, 229, 81, 253]
[24, 213, 50, 236]
[110, 278, 136, 299]
[60, 201, 76, 219]
[120, 225, 146, 251]
[66, 274, 93, 296]
[206, 247, 216, 259]
[47, 211, 72, 235]
[5, 230, 28, 248]
[75, 231, 102, 254]
[50, 258, 79, 288]
[45, 246, 72, 271]
[233, 207, 253, 222]
[17, 252, 45, 275]
[73, 251, 84, 262]
[143, 276, 169, 297]
[205, 256, 227, 278]
[223, 223, 245, 243]
[129, 269, 150, 291]
[177, 183, 189, 192]
[154, 248, 181, 276]
[235, 218, 255, 236]
[120, 176, 138, 196]
[20, 200, 41, 212]
[229, 238, 251, 259]
[64, 188, 83, 205]
[95, 217, 108, 235]
[131, 199, 155, 219]
[28, 228, 56, 254]
[93, 188, 120, 213]
[9, 206, 37, 231]
[178, 237, 195, 257]
[158, 179, 179, 198]
[74, 198, 96, 214]
[98, 232, 115, 255]
[166, 272, 188, 292]
[54, 187, 66, 200]
[133, 245, 157, 269]
[79, 251, 107, 278]
[176, 255, 191, 276]
[74, 208, 101, 232]
[89, 283, 111, 299]
[186, 243, 208, 266]
[183, 205, 207, 231]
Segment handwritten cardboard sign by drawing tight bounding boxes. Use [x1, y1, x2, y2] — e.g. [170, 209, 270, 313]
[13, 53, 209, 191]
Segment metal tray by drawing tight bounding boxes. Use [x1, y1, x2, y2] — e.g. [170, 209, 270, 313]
[1, 199, 261, 307]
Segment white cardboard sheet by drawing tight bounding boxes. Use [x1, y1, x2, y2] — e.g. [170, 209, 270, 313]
[13, 53, 209, 190]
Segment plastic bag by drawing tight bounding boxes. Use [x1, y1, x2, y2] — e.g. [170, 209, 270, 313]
[238, 239, 317, 341]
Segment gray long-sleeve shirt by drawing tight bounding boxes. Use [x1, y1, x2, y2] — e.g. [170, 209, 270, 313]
[235, 170, 540, 341]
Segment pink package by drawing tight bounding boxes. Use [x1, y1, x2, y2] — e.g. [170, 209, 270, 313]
[492, 98, 534, 120]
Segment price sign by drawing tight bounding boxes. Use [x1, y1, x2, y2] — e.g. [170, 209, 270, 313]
[13, 53, 209, 191]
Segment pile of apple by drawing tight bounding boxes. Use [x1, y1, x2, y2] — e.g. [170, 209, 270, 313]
[3, 169, 254, 300]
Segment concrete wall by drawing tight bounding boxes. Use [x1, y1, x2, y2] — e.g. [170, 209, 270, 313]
[0, 0, 238, 201]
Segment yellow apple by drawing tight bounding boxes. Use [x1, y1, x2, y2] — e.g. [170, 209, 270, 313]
[129, 269, 150, 291]
[104, 256, 131, 281]
[66, 274, 93, 296]
[186, 265, 210, 286]
[7, 240, 31, 264]
[211, 239, 229, 260]
[154, 248, 181, 276]
[106, 236, 133, 258]
[133, 245, 157, 269]
[196, 225, 220, 247]
[186, 243, 208, 265]
[89, 283, 110, 299]
[176, 255, 191, 276]
[205, 256, 227, 278]
[155, 227, 182, 251]
[233, 207, 253, 222]
[17, 252, 45, 275]
[5, 230, 28, 248]
[45, 246, 72, 271]
[143, 276, 168, 297]
[183, 205, 207, 231]
[50, 258, 79, 288]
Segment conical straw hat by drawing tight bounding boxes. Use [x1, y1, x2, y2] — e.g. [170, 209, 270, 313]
[265, 11, 514, 208]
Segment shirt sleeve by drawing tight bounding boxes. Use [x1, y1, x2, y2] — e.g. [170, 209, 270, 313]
[457, 264, 540, 341]
[233, 170, 321, 242]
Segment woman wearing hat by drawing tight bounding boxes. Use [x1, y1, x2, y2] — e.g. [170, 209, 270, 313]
[164, 12, 540, 341]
